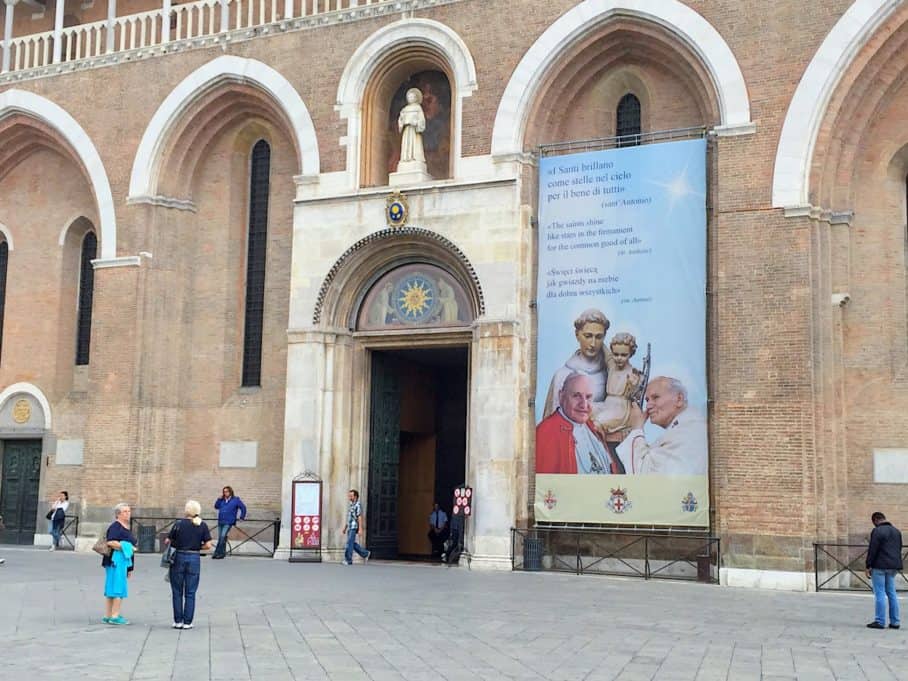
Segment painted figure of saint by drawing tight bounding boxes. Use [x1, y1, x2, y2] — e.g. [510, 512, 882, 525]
[542, 309, 611, 418]
[368, 282, 395, 327]
[436, 278, 459, 323]
[590, 332, 643, 440]
[398, 87, 427, 166]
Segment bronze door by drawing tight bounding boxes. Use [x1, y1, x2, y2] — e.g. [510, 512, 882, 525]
[367, 353, 401, 559]
[0, 439, 42, 544]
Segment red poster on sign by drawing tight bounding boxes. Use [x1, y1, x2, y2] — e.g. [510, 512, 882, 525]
[291, 480, 322, 551]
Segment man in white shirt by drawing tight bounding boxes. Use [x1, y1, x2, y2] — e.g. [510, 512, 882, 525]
[616, 376, 707, 475]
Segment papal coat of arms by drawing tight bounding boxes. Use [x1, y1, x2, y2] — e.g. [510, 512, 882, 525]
[543, 489, 557, 510]
[681, 491, 698, 513]
[607, 487, 632, 514]
[386, 191, 409, 228]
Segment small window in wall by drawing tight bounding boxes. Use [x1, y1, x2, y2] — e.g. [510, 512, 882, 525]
[75, 231, 96, 365]
[0, 240, 7, 363]
[241, 139, 271, 387]
[616, 93, 642, 147]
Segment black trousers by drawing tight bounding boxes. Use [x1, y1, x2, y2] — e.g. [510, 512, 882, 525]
[428, 527, 449, 555]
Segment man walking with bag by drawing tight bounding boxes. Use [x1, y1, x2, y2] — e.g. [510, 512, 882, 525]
[865, 511, 902, 629]
[342, 489, 370, 565]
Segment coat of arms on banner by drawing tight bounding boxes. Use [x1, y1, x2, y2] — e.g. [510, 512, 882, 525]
[543, 489, 558, 510]
[681, 492, 698, 513]
[607, 488, 632, 514]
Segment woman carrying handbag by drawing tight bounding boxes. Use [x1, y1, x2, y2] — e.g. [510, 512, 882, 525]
[165, 500, 212, 629]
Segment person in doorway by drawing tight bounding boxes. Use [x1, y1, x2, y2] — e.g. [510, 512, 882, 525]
[427, 502, 449, 558]
[48, 490, 69, 551]
[212, 485, 246, 559]
[166, 500, 213, 630]
[342, 489, 370, 565]
[865, 512, 902, 629]
[101, 503, 136, 625]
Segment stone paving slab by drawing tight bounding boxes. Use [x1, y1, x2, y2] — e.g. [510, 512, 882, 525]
[0, 546, 905, 680]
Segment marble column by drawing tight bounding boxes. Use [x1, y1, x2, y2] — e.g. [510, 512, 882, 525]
[466, 317, 524, 569]
[2, 0, 17, 74]
[105, 0, 116, 53]
[161, 0, 171, 43]
[52, 0, 64, 63]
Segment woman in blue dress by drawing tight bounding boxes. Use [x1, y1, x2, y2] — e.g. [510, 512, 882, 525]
[102, 502, 136, 625]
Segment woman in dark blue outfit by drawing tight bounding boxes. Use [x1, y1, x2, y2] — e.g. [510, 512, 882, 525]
[167, 500, 212, 629]
[102, 503, 136, 625]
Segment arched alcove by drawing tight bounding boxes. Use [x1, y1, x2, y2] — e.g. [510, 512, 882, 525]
[313, 227, 484, 329]
[361, 57, 454, 187]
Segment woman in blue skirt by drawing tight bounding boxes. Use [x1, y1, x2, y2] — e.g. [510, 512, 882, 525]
[102, 502, 136, 625]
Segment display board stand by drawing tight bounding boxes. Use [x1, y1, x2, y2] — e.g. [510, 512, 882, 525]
[289, 474, 322, 563]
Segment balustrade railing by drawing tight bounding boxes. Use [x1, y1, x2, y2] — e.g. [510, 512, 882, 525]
[1, 0, 391, 75]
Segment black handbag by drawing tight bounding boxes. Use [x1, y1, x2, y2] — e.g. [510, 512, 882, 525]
[45, 510, 53, 520]
[160, 544, 177, 568]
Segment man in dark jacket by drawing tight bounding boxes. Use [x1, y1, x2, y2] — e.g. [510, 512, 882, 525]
[865, 512, 902, 629]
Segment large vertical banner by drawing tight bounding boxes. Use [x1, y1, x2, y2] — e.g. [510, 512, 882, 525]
[535, 138, 708, 526]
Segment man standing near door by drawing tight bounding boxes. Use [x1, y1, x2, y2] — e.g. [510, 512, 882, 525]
[427, 502, 449, 558]
[865, 511, 902, 630]
[342, 489, 370, 565]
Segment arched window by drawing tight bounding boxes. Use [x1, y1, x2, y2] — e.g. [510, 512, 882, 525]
[616, 93, 642, 146]
[241, 139, 271, 387]
[0, 240, 7, 363]
[75, 231, 96, 365]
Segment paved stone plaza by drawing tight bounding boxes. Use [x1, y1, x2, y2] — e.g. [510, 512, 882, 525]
[0, 546, 905, 681]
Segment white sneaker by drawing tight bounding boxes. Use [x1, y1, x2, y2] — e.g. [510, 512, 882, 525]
[0, 558, 5, 565]
[48, 546, 55, 551]
[342, 560, 352, 565]
[182, 623, 194, 630]
[364, 551, 371, 563]
[172, 622, 183, 629]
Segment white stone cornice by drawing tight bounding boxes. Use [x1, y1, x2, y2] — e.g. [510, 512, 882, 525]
[782, 204, 854, 225]
[712, 122, 757, 137]
[126, 194, 197, 212]
[91, 256, 141, 269]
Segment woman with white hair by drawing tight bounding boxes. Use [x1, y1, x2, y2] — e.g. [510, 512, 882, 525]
[102, 502, 137, 625]
[165, 500, 212, 629]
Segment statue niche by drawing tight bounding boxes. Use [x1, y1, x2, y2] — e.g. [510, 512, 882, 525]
[357, 263, 472, 331]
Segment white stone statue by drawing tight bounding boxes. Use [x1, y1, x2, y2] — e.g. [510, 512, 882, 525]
[436, 279, 459, 323]
[390, 87, 433, 186]
[398, 87, 427, 165]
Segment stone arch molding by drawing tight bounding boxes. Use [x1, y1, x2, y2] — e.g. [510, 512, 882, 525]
[0, 222, 14, 250]
[128, 55, 320, 201]
[0, 382, 52, 430]
[313, 227, 485, 327]
[772, 0, 904, 208]
[0, 89, 117, 259]
[335, 18, 479, 184]
[490, 0, 753, 157]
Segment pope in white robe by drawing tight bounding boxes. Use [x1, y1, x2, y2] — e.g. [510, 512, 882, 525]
[615, 376, 708, 475]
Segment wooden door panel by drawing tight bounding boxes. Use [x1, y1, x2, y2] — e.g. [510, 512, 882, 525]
[367, 354, 401, 559]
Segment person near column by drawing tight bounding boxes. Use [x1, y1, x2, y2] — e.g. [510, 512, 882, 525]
[427, 502, 449, 558]
[101, 503, 136, 625]
[212, 485, 246, 559]
[166, 500, 213, 630]
[865, 511, 902, 629]
[615, 376, 707, 475]
[342, 489, 370, 565]
[47, 490, 69, 551]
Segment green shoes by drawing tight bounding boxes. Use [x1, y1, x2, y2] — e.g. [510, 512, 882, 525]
[106, 615, 129, 625]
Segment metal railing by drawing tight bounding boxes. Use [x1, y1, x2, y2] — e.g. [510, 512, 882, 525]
[512, 527, 720, 583]
[814, 543, 908, 592]
[130, 516, 280, 557]
[1, 0, 401, 75]
[58, 514, 80, 550]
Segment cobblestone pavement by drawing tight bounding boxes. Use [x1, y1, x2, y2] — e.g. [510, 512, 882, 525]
[0, 546, 905, 681]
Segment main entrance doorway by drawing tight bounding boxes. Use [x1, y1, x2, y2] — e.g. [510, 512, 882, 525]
[0, 439, 42, 544]
[367, 347, 468, 560]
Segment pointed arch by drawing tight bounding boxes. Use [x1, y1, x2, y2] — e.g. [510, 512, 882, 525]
[490, 0, 752, 157]
[0, 89, 116, 259]
[772, 0, 904, 207]
[128, 55, 319, 201]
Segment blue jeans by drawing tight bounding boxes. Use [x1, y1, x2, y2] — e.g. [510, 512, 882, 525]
[871, 569, 901, 626]
[344, 529, 368, 563]
[50, 524, 62, 548]
[170, 553, 201, 624]
[213, 524, 231, 557]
